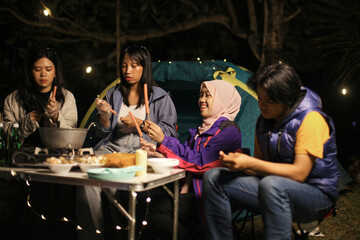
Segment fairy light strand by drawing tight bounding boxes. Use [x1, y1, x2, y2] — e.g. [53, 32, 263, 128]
[20, 176, 151, 238]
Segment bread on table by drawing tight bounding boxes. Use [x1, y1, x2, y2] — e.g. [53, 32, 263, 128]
[104, 153, 136, 168]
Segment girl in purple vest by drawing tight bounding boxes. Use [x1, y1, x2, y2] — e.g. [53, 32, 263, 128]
[202, 63, 341, 240]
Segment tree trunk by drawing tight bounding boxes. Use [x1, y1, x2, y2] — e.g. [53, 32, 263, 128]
[260, 0, 285, 66]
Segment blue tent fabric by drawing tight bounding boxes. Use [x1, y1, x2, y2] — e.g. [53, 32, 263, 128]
[152, 60, 260, 156]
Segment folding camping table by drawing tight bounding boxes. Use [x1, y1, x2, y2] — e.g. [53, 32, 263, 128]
[0, 166, 186, 240]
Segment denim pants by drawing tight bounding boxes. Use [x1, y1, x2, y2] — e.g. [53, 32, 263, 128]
[202, 167, 335, 240]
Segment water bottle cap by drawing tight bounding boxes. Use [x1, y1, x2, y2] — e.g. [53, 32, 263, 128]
[13, 123, 19, 128]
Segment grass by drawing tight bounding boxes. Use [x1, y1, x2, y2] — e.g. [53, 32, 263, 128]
[234, 183, 360, 240]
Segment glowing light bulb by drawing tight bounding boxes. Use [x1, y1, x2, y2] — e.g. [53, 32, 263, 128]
[43, 9, 49, 16]
[197, 57, 200, 61]
[63, 217, 68, 221]
[86, 66, 92, 74]
[146, 197, 151, 203]
[142, 220, 148, 225]
[77, 225, 82, 230]
[341, 88, 347, 95]
[96, 230, 101, 234]
[116, 226, 122, 230]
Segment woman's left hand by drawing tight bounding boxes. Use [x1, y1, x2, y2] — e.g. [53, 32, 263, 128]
[45, 98, 60, 121]
[220, 151, 250, 171]
[120, 114, 134, 128]
[140, 138, 164, 158]
[146, 120, 165, 144]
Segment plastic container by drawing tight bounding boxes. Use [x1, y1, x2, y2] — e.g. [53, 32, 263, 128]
[87, 166, 144, 181]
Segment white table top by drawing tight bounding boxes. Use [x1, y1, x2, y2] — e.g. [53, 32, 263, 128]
[0, 166, 186, 192]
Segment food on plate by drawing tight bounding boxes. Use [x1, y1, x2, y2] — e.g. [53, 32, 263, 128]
[76, 155, 106, 164]
[46, 156, 75, 164]
[103, 153, 136, 168]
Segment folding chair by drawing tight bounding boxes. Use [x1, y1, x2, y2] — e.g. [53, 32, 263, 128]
[292, 204, 338, 240]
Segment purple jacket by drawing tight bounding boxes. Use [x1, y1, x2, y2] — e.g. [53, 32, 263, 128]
[158, 117, 242, 198]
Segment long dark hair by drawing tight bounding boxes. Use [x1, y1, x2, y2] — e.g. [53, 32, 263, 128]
[18, 47, 66, 112]
[119, 45, 157, 108]
[247, 62, 302, 106]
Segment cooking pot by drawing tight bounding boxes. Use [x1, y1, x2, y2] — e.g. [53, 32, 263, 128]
[39, 122, 96, 149]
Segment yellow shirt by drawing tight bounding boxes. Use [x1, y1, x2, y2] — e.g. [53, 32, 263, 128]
[254, 111, 330, 159]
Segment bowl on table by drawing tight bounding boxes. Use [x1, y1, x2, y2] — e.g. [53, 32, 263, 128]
[76, 155, 106, 173]
[78, 163, 105, 173]
[44, 162, 77, 174]
[147, 158, 179, 174]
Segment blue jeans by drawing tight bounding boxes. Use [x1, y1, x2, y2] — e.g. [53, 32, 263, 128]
[202, 168, 334, 240]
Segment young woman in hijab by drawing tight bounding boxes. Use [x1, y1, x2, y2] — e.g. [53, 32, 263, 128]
[3, 47, 77, 147]
[140, 79, 243, 240]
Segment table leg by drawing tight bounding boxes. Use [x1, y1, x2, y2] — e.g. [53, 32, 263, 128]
[128, 191, 136, 240]
[173, 180, 179, 240]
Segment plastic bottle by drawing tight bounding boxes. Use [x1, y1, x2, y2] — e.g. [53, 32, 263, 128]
[0, 123, 6, 166]
[8, 123, 21, 165]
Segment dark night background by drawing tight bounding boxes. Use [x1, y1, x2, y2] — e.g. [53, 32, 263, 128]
[0, 1, 359, 170]
[0, 1, 359, 239]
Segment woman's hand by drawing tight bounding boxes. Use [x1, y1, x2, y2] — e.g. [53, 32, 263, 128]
[146, 120, 165, 144]
[220, 151, 250, 171]
[140, 138, 164, 158]
[30, 111, 45, 123]
[95, 98, 112, 121]
[45, 98, 60, 121]
[120, 114, 134, 128]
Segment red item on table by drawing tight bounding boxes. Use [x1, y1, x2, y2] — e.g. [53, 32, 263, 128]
[52, 86, 57, 99]
[129, 111, 143, 137]
[144, 84, 150, 117]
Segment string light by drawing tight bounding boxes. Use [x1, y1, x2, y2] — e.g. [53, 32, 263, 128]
[224, 59, 227, 62]
[86, 66, 92, 74]
[43, 9, 50, 16]
[10, 170, 16, 176]
[18, 179, 152, 238]
[197, 57, 200, 61]
[341, 88, 347, 95]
